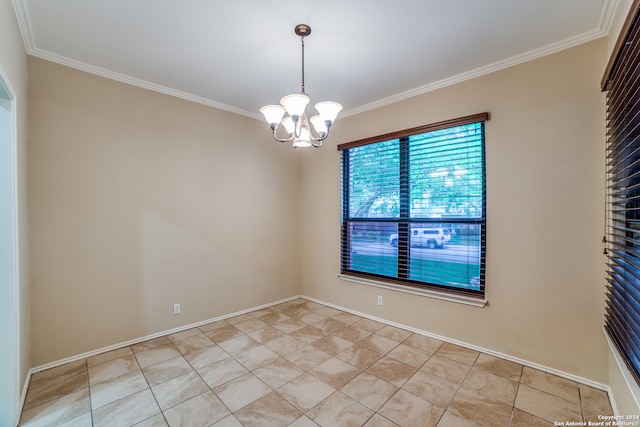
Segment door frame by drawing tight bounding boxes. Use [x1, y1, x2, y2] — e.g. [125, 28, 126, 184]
[0, 63, 21, 427]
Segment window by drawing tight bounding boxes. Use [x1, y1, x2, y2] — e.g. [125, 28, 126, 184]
[602, 0, 640, 386]
[338, 113, 488, 298]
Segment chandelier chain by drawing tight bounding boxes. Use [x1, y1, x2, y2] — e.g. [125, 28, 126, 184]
[301, 36, 306, 95]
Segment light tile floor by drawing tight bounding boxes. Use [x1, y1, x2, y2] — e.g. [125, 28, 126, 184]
[19, 298, 613, 426]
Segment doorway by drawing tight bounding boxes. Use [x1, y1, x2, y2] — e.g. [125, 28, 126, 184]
[0, 74, 19, 426]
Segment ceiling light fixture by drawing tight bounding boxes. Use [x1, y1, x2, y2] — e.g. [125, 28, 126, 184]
[260, 24, 342, 148]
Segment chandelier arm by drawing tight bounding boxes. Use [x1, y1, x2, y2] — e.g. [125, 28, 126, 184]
[271, 127, 295, 143]
[309, 131, 329, 143]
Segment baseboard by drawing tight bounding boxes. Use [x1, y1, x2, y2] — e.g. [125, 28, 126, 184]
[19, 294, 302, 418]
[302, 295, 611, 393]
[20, 293, 616, 420]
[17, 370, 31, 426]
[27, 294, 303, 374]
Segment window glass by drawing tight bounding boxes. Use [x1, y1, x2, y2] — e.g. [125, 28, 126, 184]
[347, 139, 399, 218]
[339, 114, 487, 297]
[347, 222, 398, 278]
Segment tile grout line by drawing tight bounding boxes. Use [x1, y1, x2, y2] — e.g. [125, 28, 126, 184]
[131, 346, 170, 427]
[19, 298, 613, 427]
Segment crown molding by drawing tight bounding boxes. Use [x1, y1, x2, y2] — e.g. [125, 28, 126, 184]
[11, 0, 34, 52]
[30, 47, 262, 120]
[10, 0, 262, 120]
[11, 0, 619, 121]
[343, 28, 610, 118]
[597, 0, 621, 34]
[343, 0, 619, 118]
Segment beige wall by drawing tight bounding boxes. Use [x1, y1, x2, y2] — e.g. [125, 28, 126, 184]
[299, 39, 609, 383]
[28, 57, 300, 365]
[22, 12, 631, 401]
[0, 0, 30, 418]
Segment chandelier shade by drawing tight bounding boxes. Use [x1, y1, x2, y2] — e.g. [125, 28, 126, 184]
[260, 24, 342, 148]
[260, 105, 286, 127]
[310, 115, 327, 134]
[280, 94, 310, 118]
[315, 101, 342, 123]
[281, 116, 296, 135]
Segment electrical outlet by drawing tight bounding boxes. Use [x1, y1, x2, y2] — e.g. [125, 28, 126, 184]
[377, 296, 383, 306]
[173, 303, 181, 314]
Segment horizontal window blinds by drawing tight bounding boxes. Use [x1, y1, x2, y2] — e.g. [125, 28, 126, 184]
[340, 114, 487, 297]
[605, 1, 640, 386]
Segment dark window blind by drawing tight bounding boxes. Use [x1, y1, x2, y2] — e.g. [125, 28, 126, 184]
[604, 1, 640, 386]
[339, 114, 488, 297]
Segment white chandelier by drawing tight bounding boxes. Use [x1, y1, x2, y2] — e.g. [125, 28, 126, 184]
[260, 24, 342, 148]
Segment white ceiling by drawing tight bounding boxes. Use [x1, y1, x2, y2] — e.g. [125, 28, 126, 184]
[13, 0, 616, 120]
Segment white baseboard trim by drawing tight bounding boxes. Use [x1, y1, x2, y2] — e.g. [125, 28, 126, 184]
[28, 295, 301, 374]
[20, 293, 614, 419]
[302, 295, 611, 393]
[17, 370, 31, 424]
[19, 295, 302, 416]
